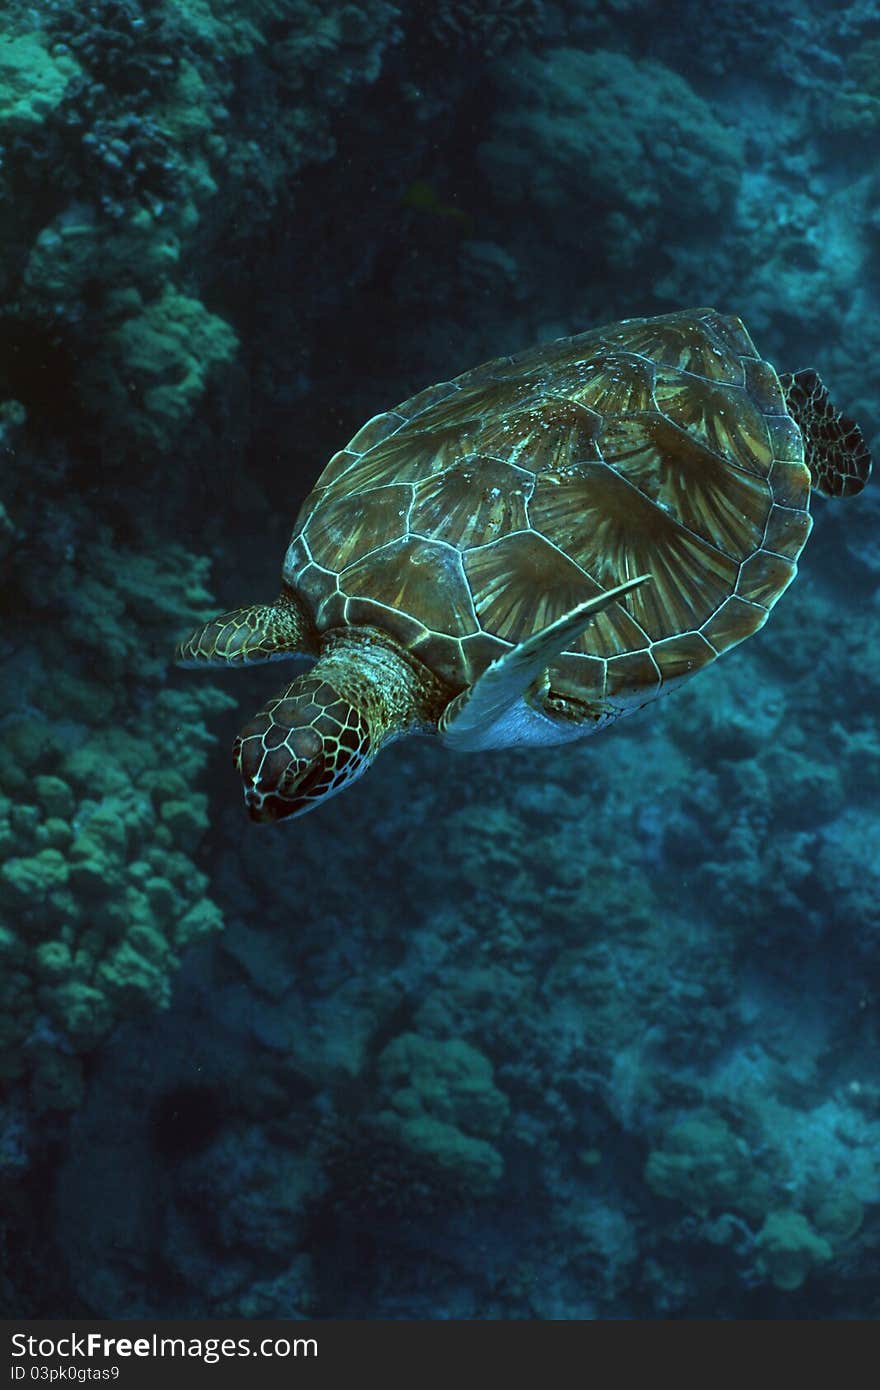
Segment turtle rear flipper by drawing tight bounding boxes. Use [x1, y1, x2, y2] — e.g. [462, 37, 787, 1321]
[176, 589, 315, 667]
[781, 369, 872, 498]
[439, 576, 651, 751]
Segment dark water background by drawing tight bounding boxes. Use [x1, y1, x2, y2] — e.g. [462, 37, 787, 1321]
[1, 0, 879, 1318]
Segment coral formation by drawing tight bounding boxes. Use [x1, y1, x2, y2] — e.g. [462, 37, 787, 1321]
[1, 0, 879, 1324]
[0, 31, 80, 132]
[0, 511, 230, 1109]
[756, 1211, 832, 1292]
[374, 1033, 510, 1195]
[829, 40, 880, 133]
[424, 0, 545, 56]
[78, 286, 239, 454]
[478, 48, 743, 268]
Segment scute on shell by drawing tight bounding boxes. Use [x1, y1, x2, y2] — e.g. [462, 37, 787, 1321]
[283, 308, 811, 709]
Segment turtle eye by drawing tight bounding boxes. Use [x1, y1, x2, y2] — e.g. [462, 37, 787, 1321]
[242, 762, 327, 822]
[278, 758, 327, 803]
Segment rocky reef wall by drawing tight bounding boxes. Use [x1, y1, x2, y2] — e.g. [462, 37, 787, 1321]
[2, 0, 879, 1319]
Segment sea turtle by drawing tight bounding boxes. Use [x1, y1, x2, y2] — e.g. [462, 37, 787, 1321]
[176, 307, 871, 822]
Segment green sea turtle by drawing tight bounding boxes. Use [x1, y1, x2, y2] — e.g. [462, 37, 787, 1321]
[176, 307, 871, 822]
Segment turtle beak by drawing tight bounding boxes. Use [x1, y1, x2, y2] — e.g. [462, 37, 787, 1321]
[243, 788, 281, 823]
[242, 758, 327, 822]
[234, 720, 329, 823]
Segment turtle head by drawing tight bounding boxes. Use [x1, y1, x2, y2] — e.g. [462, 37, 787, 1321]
[233, 672, 376, 822]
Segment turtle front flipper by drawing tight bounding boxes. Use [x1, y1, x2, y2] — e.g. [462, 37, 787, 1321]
[175, 588, 316, 667]
[781, 369, 872, 498]
[439, 575, 652, 751]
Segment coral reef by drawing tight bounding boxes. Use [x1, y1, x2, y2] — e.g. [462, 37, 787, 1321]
[756, 1210, 832, 1292]
[78, 286, 239, 455]
[424, 0, 545, 56]
[0, 503, 230, 1109]
[2, 0, 880, 1324]
[829, 40, 880, 133]
[478, 48, 743, 269]
[374, 1033, 510, 1195]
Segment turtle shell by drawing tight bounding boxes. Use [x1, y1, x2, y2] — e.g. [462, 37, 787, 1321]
[283, 308, 811, 722]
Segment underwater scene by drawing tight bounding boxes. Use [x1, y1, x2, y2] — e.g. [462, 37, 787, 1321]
[1, 0, 879, 1322]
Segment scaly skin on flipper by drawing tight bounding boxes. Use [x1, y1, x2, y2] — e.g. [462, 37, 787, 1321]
[175, 587, 316, 667]
[440, 575, 652, 750]
[780, 369, 872, 497]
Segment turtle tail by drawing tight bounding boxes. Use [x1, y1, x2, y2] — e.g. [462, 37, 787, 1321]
[780, 369, 872, 498]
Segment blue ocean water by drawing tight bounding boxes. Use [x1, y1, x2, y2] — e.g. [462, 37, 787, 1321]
[1, 0, 878, 1319]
